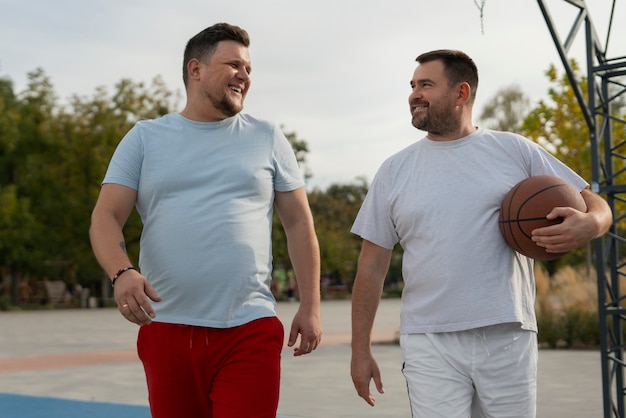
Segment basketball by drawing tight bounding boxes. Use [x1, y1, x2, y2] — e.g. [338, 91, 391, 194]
[499, 175, 587, 260]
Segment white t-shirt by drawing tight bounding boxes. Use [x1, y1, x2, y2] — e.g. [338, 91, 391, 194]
[351, 128, 588, 334]
[103, 112, 304, 328]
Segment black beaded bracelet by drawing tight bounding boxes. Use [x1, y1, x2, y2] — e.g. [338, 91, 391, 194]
[111, 266, 137, 287]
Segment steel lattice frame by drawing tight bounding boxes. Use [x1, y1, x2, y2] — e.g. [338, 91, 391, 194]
[537, 0, 626, 416]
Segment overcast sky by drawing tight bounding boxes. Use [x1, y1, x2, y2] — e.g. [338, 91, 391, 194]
[1, 0, 624, 189]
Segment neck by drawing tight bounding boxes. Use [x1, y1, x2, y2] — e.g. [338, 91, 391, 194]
[180, 105, 229, 122]
[427, 124, 477, 142]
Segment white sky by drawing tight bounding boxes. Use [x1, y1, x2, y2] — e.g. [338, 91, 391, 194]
[1, 0, 624, 190]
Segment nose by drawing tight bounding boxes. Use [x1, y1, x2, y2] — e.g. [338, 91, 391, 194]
[409, 88, 421, 104]
[237, 67, 250, 81]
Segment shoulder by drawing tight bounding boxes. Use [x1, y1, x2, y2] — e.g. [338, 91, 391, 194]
[474, 128, 544, 154]
[130, 114, 180, 136]
[137, 113, 177, 127]
[235, 113, 277, 132]
[477, 127, 533, 144]
[387, 139, 423, 161]
[368, 142, 419, 188]
[225, 114, 286, 147]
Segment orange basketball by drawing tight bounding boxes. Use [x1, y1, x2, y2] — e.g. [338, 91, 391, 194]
[499, 175, 587, 260]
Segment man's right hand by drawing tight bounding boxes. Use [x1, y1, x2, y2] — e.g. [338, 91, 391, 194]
[351, 349, 385, 406]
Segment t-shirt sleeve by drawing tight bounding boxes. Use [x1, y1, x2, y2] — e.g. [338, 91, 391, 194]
[524, 137, 589, 191]
[351, 162, 399, 250]
[102, 124, 143, 190]
[271, 125, 305, 192]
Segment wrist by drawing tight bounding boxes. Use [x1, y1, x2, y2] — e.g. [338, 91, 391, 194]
[111, 266, 137, 287]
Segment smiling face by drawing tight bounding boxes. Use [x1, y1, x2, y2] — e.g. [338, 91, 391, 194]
[185, 40, 252, 121]
[201, 40, 251, 119]
[408, 59, 461, 138]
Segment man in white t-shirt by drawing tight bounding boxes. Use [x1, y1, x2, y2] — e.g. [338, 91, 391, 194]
[350, 49, 612, 417]
[90, 23, 321, 418]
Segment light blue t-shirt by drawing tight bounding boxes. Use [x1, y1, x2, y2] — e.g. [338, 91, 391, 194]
[103, 112, 304, 328]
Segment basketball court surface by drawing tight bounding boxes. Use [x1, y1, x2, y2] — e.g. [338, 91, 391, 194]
[0, 299, 604, 417]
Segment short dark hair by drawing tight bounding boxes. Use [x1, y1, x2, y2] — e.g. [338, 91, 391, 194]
[415, 49, 479, 103]
[182, 23, 250, 86]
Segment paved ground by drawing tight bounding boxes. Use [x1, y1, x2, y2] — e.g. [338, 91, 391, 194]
[0, 299, 604, 417]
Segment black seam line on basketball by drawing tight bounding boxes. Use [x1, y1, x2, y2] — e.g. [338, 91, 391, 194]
[499, 217, 550, 224]
[515, 183, 567, 219]
[505, 183, 523, 221]
[525, 183, 567, 201]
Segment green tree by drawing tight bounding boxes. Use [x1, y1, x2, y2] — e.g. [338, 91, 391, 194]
[479, 84, 530, 131]
[0, 77, 20, 184]
[306, 177, 404, 293]
[307, 178, 369, 287]
[0, 69, 57, 303]
[521, 62, 591, 180]
[0, 185, 37, 304]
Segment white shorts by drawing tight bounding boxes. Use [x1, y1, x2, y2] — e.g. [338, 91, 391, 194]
[400, 323, 537, 418]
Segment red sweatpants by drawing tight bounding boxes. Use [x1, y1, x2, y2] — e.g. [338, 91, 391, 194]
[137, 317, 284, 418]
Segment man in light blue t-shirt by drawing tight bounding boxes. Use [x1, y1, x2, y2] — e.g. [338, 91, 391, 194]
[90, 23, 321, 418]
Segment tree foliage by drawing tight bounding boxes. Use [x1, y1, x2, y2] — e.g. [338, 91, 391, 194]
[307, 178, 368, 285]
[521, 61, 592, 180]
[0, 70, 179, 305]
[479, 84, 529, 132]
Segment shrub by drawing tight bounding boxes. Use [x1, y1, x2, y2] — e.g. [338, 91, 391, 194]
[535, 264, 600, 348]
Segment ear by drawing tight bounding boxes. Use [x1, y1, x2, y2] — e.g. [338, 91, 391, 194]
[457, 82, 471, 104]
[186, 58, 202, 82]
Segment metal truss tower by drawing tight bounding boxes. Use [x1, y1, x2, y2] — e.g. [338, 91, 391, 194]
[537, 0, 626, 416]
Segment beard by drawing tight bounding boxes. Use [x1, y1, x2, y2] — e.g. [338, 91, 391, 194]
[206, 89, 244, 118]
[411, 101, 458, 136]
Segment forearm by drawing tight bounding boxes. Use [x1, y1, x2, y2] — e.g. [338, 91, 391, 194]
[89, 213, 133, 280]
[286, 221, 321, 310]
[351, 272, 385, 351]
[274, 187, 321, 311]
[89, 184, 138, 280]
[581, 188, 613, 238]
[351, 241, 391, 352]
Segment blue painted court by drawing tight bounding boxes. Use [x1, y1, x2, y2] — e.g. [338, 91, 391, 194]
[0, 393, 299, 418]
[0, 393, 151, 418]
